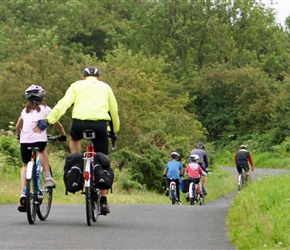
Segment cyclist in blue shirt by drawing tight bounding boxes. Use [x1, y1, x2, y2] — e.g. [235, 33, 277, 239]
[163, 152, 183, 204]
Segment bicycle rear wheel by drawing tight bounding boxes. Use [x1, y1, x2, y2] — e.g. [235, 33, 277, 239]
[189, 183, 195, 205]
[200, 195, 205, 205]
[85, 186, 93, 226]
[171, 190, 176, 205]
[92, 189, 100, 222]
[26, 167, 37, 224]
[37, 165, 53, 221]
[238, 174, 243, 191]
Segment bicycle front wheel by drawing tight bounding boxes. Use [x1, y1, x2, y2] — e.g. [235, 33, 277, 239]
[37, 166, 53, 221]
[26, 171, 37, 224]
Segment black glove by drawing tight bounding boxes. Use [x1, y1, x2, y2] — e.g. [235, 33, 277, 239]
[17, 135, 20, 140]
[109, 133, 118, 142]
[163, 174, 167, 178]
[57, 135, 67, 141]
[37, 119, 49, 131]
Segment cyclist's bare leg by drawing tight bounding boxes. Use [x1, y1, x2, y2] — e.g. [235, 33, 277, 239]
[100, 190, 107, 196]
[69, 137, 81, 153]
[202, 175, 207, 188]
[39, 149, 56, 186]
[197, 182, 202, 195]
[39, 150, 50, 173]
[20, 163, 27, 194]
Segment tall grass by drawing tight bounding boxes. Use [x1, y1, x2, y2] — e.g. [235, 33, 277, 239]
[227, 174, 290, 249]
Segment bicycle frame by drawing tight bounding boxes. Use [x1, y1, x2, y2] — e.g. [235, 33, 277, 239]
[25, 148, 53, 224]
[83, 144, 95, 188]
[238, 168, 250, 191]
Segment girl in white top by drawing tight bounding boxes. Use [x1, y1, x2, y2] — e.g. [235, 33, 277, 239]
[15, 85, 66, 212]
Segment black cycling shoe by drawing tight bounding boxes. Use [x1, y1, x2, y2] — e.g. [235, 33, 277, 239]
[18, 203, 26, 212]
[100, 203, 110, 215]
[165, 189, 169, 196]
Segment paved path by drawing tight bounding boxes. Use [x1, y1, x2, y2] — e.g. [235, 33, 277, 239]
[1, 167, 288, 249]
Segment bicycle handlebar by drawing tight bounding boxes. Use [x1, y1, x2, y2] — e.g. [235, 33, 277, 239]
[47, 135, 67, 142]
[108, 133, 117, 151]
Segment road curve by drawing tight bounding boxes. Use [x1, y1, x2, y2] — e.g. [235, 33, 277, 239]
[1, 167, 288, 250]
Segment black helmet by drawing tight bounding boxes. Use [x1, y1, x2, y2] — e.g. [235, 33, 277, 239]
[196, 142, 205, 149]
[25, 85, 45, 101]
[170, 152, 180, 159]
[83, 66, 99, 77]
[240, 145, 247, 149]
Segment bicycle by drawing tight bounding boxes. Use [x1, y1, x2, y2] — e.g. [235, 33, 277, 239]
[188, 178, 204, 206]
[186, 169, 212, 206]
[168, 178, 179, 205]
[82, 130, 116, 226]
[23, 135, 61, 224]
[238, 166, 251, 191]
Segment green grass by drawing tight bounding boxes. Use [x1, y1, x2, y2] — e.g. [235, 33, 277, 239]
[227, 174, 290, 249]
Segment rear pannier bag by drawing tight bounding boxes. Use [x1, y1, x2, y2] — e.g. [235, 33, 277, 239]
[63, 152, 84, 194]
[94, 152, 111, 168]
[180, 178, 190, 193]
[93, 164, 114, 190]
[93, 152, 114, 190]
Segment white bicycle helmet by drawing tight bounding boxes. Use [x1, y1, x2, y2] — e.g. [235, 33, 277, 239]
[190, 154, 199, 162]
[170, 152, 180, 159]
[25, 85, 45, 101]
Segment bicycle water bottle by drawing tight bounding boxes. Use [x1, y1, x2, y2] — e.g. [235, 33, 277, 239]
[36, 157, 43, 200]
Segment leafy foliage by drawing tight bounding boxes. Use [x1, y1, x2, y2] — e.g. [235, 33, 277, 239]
[0, 0, 290, 192]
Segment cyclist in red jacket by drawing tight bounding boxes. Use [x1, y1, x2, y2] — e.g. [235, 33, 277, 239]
[234, 145, 254, 181]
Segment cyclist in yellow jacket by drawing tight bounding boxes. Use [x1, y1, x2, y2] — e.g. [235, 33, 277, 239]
[34, 66, 120, 214]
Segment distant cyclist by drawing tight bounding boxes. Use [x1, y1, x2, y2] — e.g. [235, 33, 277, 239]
[34, 66, 120, 215]
[190, 142, 209, 195]
[163, 152, 183, 204]
[235, 145, 254, 181]
[184, 154, 207, 201]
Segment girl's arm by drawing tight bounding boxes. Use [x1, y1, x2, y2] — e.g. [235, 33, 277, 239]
[54, 121, 66, 136]
[198, 166, 207, 176]
[15, 116, 23, 136]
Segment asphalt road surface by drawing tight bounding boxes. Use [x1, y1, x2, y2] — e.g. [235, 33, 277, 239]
[0, 167, 288, 250]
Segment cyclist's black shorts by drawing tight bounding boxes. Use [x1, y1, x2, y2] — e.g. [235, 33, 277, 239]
[236, 162, 249, 174]
[70, 119, 109, 154]
[20, 142, 47, 164]
[188, 177, 201, 184]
